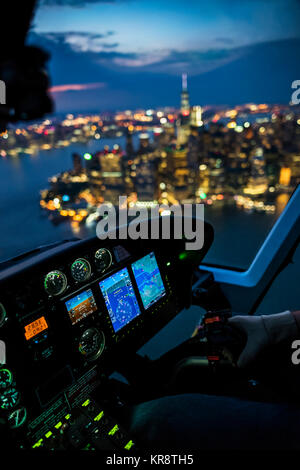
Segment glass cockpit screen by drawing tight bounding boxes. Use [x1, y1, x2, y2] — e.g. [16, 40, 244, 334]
[99, 268, 141, 333]
[132, 252, 166, 310]
[65, 289, 97, 325]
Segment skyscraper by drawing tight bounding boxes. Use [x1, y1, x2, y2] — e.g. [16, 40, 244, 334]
[180, 73, 190, 118]
[190, 106, 203, 128]
[244, 147, 268, 195]
[176, 73, 191, 147]
[125, 127, 134, 158]
[72, 153, 83, 175]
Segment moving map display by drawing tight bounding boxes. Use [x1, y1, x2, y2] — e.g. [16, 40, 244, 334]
[65, 289, 97, 325]
[99, 268, 141, 333]
[132, 252, 166, 310]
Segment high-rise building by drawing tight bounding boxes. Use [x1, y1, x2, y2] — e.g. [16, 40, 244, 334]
[125, 127, 134, 158]
[190, 106, 203, 128]
[138, 133, 151, 153]
[72, 153, 83, 175]
[180, 73, 190, 118]
[98, 146, 125, 204]
[244, 147, 268, 195]
[134, 159, 158, 201]
[176, 74, 191, 147]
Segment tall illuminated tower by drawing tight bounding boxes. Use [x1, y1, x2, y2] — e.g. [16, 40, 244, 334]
[177, 73, 191, 146]
[180, 73, 190, 117]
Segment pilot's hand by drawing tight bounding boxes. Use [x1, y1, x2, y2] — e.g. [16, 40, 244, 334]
[228, 311, 298, 368]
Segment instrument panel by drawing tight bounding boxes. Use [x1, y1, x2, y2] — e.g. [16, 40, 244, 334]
[0, 237, 179, 448]
[44, 247, 113, 297]
[0, 217, 214, 450]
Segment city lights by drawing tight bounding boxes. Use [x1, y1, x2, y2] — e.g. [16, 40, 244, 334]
[0, 88, 294, 222]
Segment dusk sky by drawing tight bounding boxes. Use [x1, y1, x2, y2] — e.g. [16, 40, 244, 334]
[29, 0, 300, 111]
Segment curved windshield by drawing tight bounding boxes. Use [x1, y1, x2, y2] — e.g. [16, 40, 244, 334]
[0, 0, 299, 269]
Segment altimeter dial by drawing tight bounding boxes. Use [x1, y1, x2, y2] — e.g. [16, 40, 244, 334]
[44, 270, 67, 296]
[0, 387, 20, 410]
[95, 248, 112, 272]
[0, 369, 13, 389]
[79, 328, 105, 361]
[71, 258, 91, 282]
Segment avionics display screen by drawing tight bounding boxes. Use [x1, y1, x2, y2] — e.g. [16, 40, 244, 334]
[99, 268, 141, 333]
[24, 316, 48, 340]
[65, 289, 97, 325]
[132, 252, 166, 310]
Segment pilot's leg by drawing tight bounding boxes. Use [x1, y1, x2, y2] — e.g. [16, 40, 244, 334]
[127, 393, 300, 450]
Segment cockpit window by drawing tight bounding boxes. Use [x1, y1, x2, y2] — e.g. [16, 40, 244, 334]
[0, 0, 299, 267]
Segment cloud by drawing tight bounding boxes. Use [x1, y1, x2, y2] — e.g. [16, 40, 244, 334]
[34, 30, 242, 75]
[27, 30, 300, 111]
[215, 37, 235, 45]
[113, 50, 171, 68]
[102, 42, 119, 49]
[49, 82, 106, 92]
[45, 31, 113, 40]
[43, 31, 116, 52]
[112, 47, 242, 76]
[30, 30, 300, 87]
[39, 0, 120, 6]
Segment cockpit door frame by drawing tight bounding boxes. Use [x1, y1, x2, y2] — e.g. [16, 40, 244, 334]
[199, 185, 300, 314]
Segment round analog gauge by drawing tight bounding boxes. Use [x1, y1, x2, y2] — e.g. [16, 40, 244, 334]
[44, 270, 67, 296]
[95, 248, 112, 272]
[8, 407, 27, 429]
[71, 258, 91, 282]
[79, 328, 105, 361]
[0, 303, 7, 328]
[0, 387, 20, 410]
[0, 369, 13, 389]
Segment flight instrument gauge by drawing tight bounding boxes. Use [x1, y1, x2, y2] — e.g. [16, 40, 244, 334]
[79, 328, 105, 361]
[0, 369, 13, 389]
[71, 258, 91, 282]
[44, 270, 67, 296]
[8, 407, 27, 429]
[0, 387, 20, 410]
[95, 248, 112, 272]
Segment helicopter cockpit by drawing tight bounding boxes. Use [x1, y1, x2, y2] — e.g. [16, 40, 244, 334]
[1, 0, 300, 456]
[0, 191, 299, 452]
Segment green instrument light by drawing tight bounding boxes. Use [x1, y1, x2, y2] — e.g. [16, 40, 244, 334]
[94, 411, 104, 422]
[0, 387, 20, 410]
[45, 431, 53, 438]
[32, 439, 43, 448]
[83, 443, 93, 450]
[54, 421, 62, 429]
[108, 424, 119, 436]
[82, 399, 90, 407]
[0, 369, 13, 389]
[124, 440, 134, 450]
[179, 252, 188, 260]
